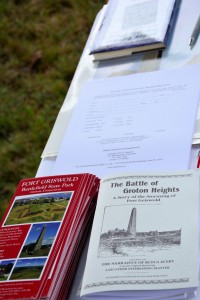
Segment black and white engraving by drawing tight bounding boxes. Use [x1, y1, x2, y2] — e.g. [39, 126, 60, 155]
[98, 206, 181, 257]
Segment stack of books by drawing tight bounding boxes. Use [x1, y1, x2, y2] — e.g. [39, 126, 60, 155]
[0, 173, 99, 300]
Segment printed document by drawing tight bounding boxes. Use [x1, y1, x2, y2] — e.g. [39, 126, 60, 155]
[53, 65, 200, 177]
[81, 170, 199, 297]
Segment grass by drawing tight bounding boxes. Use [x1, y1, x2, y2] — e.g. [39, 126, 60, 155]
[10, 266, 43, 280]
[5, 200, 69, 225]
[0, 0, 106, 220]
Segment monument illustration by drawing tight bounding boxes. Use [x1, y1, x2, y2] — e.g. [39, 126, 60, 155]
[99, 207, 181, 256]
[127, 207, 136, 237]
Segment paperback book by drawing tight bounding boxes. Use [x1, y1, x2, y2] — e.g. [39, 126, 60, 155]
[81, 170, 199, 300]
[90, 0, 178, 60]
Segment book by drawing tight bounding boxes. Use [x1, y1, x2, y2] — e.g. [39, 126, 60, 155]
[90, 0, 178, 60]
[80, 170, 199, 299]
[0, 173, 99, 300]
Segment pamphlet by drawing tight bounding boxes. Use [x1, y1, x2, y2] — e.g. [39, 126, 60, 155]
[81, 170, 199, 298]
[0, 173, 99, 300]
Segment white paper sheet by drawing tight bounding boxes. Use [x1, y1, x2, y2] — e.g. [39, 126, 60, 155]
[52, 64, 200, 178]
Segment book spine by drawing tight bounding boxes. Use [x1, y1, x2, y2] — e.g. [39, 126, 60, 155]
[164, 0, 180, 46]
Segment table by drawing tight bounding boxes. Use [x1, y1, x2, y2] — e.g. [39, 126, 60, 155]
[36, 0, 200, 298]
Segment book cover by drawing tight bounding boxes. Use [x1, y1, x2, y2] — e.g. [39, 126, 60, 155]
[81, 170, 199, 298]
[90, 0, 178, 60]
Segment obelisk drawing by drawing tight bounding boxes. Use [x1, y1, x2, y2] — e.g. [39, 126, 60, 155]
[127, 208, 136, 237]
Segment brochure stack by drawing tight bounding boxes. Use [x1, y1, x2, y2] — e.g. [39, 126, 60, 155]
[0, 173, 99, 300]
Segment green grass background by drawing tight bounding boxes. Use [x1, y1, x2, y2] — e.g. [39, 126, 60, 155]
[0, 0, 106, 220]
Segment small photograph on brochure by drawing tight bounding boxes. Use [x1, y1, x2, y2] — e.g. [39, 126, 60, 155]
[20, 222, 60, 258]
[0, 259, 15, 281]
[98, 205, 181, 257]
[10, 258, 47, 280]
[3, 192, 73, 226]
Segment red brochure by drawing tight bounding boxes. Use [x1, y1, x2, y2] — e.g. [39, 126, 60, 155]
[0, 173, 99, 300]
